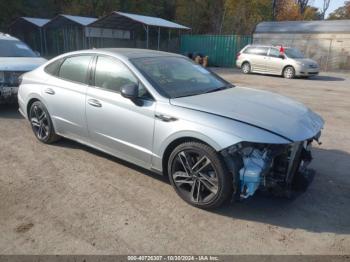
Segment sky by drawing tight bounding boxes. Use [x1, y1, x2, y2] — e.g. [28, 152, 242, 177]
[311, 0, 346, 17]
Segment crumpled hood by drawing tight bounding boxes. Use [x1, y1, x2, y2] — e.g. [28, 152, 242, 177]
[170, 87, 324, 142]
[0, 57, 47, 71]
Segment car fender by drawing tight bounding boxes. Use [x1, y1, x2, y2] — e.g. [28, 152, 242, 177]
[19, 84, 51, 120]
[151, 124, 242, 172]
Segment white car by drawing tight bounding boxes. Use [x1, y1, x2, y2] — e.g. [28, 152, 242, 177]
[236, 45, 319, 79]
[0, 33, 46, 103]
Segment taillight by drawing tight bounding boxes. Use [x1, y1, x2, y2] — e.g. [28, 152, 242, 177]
[236, 52, 241, 59]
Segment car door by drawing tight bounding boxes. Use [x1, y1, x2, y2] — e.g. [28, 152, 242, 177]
[245, 47, 269, 73]
[266, 48, 285, 75]
[86, 55, 156, 169]
[42, 55, 93, 141]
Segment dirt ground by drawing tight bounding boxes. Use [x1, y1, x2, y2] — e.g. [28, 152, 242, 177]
[0, 69, 349, 255]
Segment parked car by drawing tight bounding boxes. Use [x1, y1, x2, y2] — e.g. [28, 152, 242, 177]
[0, 33, 46, 103]
[236, 45, 319, 79]
[18, 49, 324, 209]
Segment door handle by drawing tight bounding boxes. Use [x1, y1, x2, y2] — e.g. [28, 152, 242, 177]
[44, 88, 55, 95]
[155, 114, 178, 122]
[88, 99, 102, 108]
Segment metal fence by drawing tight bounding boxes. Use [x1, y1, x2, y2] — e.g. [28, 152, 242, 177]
[180, 35, 252, 67]
[44, 27, 181, 58]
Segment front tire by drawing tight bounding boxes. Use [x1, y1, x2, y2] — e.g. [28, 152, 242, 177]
[29, 101, 59, 144]
[283, 66, 295, 79]
[241, 62, 251, 74]
[168, 141, 233, 209]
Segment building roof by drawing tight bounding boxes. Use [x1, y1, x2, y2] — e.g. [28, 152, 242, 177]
[255, 20, 350, 34]
[61, 14, 97, 26]
[45, 14, 97, 28]
[21, 17, 50, 27]
[89, 11, 190, 30]
[8, 17, 50, 30]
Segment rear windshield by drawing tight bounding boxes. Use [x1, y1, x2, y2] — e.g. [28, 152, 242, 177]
[0, 39, 37, 57]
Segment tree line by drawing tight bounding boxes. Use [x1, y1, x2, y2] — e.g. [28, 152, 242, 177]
[0, 0, 348, 35]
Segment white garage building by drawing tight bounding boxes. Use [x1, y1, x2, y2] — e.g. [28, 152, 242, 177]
[253, 20, 350, 71]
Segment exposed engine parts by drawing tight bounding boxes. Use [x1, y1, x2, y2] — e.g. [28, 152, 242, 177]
[239, 148, 271, 198]
[222, 136, 319, 200]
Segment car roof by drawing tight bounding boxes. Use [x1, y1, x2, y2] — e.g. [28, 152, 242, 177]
[246, 45, 292, 49]
[63, 48, 184, 60]
[0, 32, 19, 41]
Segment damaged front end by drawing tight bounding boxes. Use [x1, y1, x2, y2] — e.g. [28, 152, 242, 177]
[0, 71, 23, 104]
[222, 132, 321, 200]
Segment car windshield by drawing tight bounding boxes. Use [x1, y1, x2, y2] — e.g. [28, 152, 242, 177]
[284, 48, 305, 59]
[0, 40, 37, 57]
[131, 56, 232, 98]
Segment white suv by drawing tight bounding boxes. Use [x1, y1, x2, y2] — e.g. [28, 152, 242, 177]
[236, 45, 319, 79]
[0, 33, 46, 103]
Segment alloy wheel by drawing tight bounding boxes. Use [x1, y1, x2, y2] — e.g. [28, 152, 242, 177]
[171, 150, 219, 204]
[284, 67, 295, 79]
[30, 104, 50, 141]
[242, 63, 250, 74]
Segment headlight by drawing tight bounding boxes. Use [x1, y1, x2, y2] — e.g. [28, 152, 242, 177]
[0, 71, 4, 83]
[0, 71, 23, 86]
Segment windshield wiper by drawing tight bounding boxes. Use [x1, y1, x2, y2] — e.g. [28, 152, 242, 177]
[205, 85, 232, 94]
[173, 85, 232, 98]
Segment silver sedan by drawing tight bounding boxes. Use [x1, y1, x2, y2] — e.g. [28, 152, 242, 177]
[18, 49, 324, 209]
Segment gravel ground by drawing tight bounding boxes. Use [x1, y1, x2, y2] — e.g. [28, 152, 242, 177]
[0, 69, 349, 255]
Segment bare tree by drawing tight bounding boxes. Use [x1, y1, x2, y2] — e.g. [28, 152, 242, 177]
[297, 0, 309, 14]
[272, 0, 277, 20]
[321, 0, 331, 19]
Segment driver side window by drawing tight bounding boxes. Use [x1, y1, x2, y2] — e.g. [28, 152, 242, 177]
[94, 56, 152, 100]
[94, 56, 138, 93]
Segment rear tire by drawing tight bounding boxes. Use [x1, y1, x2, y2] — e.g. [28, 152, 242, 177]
[283, 66, 295, 79]
[29, 101, 60, 144]
[241, 62, 251, 74]
[168, 141, 233, 209]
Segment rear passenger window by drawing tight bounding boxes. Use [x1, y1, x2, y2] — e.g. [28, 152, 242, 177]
[244, 47, 268, 56]
[58, 55, 92, 84]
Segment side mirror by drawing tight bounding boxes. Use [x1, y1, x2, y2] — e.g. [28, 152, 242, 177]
[121, 83, 139, 100]
[34, 51, 41, 57]
[279, 54, 285, 59]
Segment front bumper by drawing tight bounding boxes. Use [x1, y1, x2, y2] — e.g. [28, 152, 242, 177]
[295, 66, 319, 76]
[222, 133, 321, 199]
[0, 86, 19, 103]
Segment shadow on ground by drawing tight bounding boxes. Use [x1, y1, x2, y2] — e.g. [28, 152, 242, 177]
[305, 75, 345, 81]
[0, 104, 22, 119]
[252, 73, 345, 82]
[53, 138, 350, 235]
